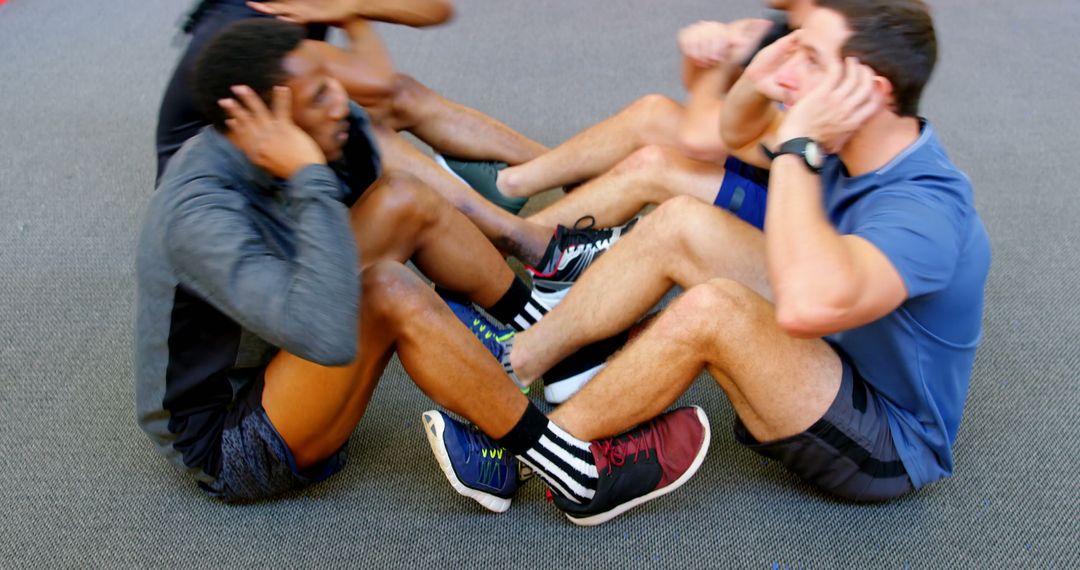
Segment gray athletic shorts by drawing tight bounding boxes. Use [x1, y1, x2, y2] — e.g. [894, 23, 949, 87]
[734, 350, 915, 502]
[200, 389, 348, 503]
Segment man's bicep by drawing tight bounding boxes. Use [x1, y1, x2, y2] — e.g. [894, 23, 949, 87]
[852, 190, 964, 299]
[841, 235, 908, 327]
[165, 193, 292, 337]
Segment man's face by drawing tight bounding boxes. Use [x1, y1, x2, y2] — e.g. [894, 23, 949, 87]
[282, 40, 350, 162]
[772, 7, 851, 107]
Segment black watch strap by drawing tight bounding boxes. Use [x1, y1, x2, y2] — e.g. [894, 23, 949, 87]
[760, 137, 823, 173]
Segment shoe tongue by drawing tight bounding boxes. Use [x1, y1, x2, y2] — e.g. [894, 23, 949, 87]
[535, 228, 564, 273]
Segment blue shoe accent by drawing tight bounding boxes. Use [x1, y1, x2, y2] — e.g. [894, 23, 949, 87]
[423, 410, 518, 513]
[442, 297, 528, 393]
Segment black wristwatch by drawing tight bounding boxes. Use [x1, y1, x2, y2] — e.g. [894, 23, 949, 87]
[761, 137, 825, 174]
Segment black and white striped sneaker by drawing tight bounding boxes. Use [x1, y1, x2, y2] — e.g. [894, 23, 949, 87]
[528, 216, 639, 308]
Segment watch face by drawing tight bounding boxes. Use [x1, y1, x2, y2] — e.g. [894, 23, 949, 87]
[805, 141, 824, 169]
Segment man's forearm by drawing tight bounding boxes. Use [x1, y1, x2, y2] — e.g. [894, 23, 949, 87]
[765, 155, 858, 337]
[340, 0, 452, 27]
[323, 18, 397, 105]
[678, 64, 737, 156]
[721, 73, 777, 150]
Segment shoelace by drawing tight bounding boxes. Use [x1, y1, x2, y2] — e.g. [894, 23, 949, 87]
[464, 426, 506, 464]
[468, 317, 495, 341]
[596, 423, 653, 476]
[560, 215, 612, 250]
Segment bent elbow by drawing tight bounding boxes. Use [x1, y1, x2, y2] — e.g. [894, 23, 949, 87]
[677, 128, 727, 162]
[720, 123, 750, 152]
[284, 322, 358, 367]
[775, 289, 857, 339]
[415, 1, 454, 26]
[776, 305, 825, 339]
[302, 338, 357, 367]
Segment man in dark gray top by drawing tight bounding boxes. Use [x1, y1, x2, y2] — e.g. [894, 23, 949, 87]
[137, 19, 710, 520]
[137, 18, 711, 518]
[138, 19, 551, 501]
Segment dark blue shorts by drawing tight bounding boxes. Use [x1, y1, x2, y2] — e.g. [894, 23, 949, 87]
[734, 348, 914, 502]
[714, 157, 769, 230]
[199, 379, 347, 503]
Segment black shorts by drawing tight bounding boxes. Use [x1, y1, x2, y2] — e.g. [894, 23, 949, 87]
[734, 350, 914, 502]
[198, 372, 347, 503]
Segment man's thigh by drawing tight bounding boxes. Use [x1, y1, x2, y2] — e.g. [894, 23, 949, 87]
[733, 352, 914, 502]
[691, 279, 842, 442]
[262, 347, 388, 470]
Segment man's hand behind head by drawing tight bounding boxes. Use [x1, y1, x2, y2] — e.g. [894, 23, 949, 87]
[677, 21, 732, 68]
[726, 18, 775, 67]
[778, 57, 885, 153]
[744, 32, 798, 102]
[219, 85, 327, 179]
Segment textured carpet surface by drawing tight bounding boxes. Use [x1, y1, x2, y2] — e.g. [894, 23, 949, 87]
[0, 0, 1077, 568]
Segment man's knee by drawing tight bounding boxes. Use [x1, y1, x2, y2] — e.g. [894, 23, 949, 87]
[362, 260, 433, 323]
[660, 279, 762, 347]
[641, 194, 716, 239]
[387, 73, 432, 122]
[615, 144, 672, 175]
[362, 170, 443, 226]
[629, 94, 682, 141]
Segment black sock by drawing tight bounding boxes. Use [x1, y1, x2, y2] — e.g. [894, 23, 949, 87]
[497, 403, 597, 504]
[434, 286, 469, 304]
[486, 278, 549, 331]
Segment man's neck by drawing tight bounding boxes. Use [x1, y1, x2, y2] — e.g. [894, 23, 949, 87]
[838, 113, 922, 177]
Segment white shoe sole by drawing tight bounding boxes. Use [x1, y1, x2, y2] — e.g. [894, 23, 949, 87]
[543, 362, 606, 404]
[564, 406, 712, 527]
[422, 411, 512, 513]
[531, 283, 570, 309]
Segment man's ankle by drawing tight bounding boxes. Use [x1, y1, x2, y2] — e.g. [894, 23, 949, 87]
[507, 334, 542, 385]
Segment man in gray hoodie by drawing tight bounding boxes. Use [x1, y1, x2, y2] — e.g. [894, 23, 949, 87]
[136, 19, 708, 523]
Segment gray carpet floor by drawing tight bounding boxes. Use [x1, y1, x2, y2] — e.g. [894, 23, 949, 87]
[1, 0, 1077, 567]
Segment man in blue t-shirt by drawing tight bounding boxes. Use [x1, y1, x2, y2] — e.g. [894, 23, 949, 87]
[504, 0, 990, 501]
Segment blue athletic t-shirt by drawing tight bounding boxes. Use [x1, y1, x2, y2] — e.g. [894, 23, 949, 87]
[821, 121, 991, 488]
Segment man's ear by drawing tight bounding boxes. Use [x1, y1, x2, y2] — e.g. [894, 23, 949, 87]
[873, 75, 897, 114]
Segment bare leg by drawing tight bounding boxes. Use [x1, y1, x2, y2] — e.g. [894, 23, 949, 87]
[263, 261, 529, 470]
[550, 278, 841, 444]
[510, 196, 770, 383]
[498, 95, 686, 198]
[526, 145, 729, 228]
[349, 171, 516, 307]
[373, 126, 552, 265]
[370, 74, 548, 165]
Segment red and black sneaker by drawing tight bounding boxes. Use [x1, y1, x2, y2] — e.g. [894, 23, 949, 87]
[552, 406, 711, 526]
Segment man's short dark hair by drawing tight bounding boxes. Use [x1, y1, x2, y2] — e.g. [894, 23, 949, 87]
[814, 0, 937, 117]
[193, 18, 306, 131]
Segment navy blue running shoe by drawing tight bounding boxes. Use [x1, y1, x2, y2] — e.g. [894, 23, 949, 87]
[443, 297, 527, 392]
[423, 410, 519, 513]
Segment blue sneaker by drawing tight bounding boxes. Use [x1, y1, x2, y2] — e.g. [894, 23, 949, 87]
[443, 297, 528, 393]
[422, 410, 518, 513]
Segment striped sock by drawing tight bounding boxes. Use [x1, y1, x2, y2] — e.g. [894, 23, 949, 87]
[497, 403, 597, 504]
[486, 278, 550, 331]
